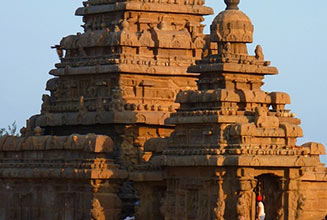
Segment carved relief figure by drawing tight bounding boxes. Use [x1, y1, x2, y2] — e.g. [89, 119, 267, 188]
[91, 199, 105, 220]
[295, 193, 306, 219]
[213, 197, 226, 220]
[59, 33, 87, 58]
[237, 192, 246, 219]
[41, 94, 51, 114]
[255, 45, 264, 61]
[276, 207, 284, 220]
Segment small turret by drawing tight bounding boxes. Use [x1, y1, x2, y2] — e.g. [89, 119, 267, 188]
[224, 0, 240, 10]
[190, 0, 277, 91]
[211, 0, 253, 45]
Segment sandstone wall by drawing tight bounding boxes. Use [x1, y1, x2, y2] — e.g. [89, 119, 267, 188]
[299, 181, 327, 219]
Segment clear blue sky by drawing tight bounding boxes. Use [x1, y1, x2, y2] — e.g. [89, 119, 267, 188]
[1, 0, 326, 164]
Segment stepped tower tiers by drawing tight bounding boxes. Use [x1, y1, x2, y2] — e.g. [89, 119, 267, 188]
[133, 0, 327, 219]
[22, 0, 214, 182]
[0, 1, 216, 219]
[0, 0, 326, 219]
[29, 0, 213, 134]
[25, 0, 213, 173]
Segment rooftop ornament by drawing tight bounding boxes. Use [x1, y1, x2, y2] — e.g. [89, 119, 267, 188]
[224, 0, 240, 10]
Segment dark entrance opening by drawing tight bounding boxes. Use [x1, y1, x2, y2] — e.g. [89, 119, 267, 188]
[254, 174, 283, 220]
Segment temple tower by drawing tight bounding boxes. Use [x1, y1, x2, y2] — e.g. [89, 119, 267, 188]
[1, 0, 327, 219]
[26, 1, 212, 217]
[134, 0, 327, 219]
[11, 0, 211, 175]
[28, 0, 213, 170]
[0, 0, 214, 219]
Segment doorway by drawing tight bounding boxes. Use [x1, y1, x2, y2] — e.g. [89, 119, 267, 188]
[254, 174, 283, 220]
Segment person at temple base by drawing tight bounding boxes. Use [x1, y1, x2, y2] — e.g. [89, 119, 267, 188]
[256, 195, 265, 220]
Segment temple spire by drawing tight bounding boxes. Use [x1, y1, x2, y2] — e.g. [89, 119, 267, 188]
[224, 0, 240, 10]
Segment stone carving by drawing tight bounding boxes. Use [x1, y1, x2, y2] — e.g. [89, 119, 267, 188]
[276, 207, 284, 220]
[41, 0, 207, 127]
[2, 0, 327, 219]
[91, 199, 105, 220]
[295, 193, 306, 219]
[254, 106, 279, 128]
[0, 134, 113, 152]
[255, 45, 264, 61]
[302, 142, 326, 155]
[59, 33, 87, 58]
[236, 192, 246, 219]
[213, 197, 226, 220]
[134, 0, 327, 219]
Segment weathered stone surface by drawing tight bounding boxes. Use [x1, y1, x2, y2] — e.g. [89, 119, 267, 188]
[0, 0, 213, 218]
[2, 0, 327, 219]
[134, 0, 327, 219]
[0, 134, 127, 220]
[32, 0, 213, 133]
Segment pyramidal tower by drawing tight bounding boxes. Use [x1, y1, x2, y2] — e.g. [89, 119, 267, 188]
[133, 0, 327, 219]
[0, 0, 214, 219]
[30, 0, 213, 138]
[25, 0, 213, 179]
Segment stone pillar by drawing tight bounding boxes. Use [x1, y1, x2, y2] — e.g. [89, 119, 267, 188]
[213, 171, 227, 220]
[276, 177, 287, 220]
[286, 169, 301, 220]
[236, 169, 257, 220]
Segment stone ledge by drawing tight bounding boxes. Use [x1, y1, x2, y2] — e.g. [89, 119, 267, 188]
[35, 111, 172, 127]
[152, 154, 323, 167]
[0, 134, 113, 153]
[188, 62, 278, 75]
[75, 2, 213, 16]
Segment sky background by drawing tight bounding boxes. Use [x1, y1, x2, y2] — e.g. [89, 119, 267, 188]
[0, 0, 326, 164]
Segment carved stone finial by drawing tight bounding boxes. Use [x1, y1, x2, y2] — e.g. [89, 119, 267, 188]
[224, 0, 240, 10]
[210, 0, 253, 43]
[20, 127, 26, 137]
[255, 45, 264, 61]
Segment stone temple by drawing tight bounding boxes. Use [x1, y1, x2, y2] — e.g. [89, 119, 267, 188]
[0, 0, 327, 219]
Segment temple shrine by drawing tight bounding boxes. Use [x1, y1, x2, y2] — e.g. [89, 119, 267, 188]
[0, 0, 327, 219]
